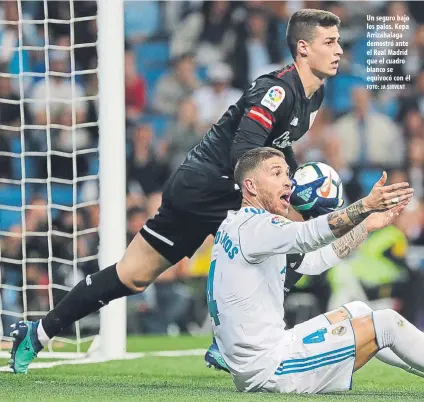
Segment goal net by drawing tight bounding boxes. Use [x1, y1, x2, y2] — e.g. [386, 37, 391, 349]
[0, 0, 126, 360]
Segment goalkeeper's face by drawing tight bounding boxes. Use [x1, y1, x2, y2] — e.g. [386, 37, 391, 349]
[250, 156, 292, 217]
[305, 25, 343, 79]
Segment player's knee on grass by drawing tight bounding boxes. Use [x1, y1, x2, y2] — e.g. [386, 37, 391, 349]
[117, 233, 172, 292]
[350, 314, 379, 371]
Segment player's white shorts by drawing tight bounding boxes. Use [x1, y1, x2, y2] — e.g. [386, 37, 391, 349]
[262, 315, 356, 394]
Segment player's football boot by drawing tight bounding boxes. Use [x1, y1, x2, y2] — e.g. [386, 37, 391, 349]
[204, 338, 229, 373]
[9, 320, 43, 374]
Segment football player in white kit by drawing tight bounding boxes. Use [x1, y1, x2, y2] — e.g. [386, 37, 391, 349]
[208, 147, 424, 394]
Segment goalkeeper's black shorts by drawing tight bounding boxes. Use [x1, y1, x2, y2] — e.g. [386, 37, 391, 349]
[139, 165, 242, 264]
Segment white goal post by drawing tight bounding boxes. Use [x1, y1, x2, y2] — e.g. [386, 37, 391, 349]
[97, 0, 126, 360]
[0, 0, 126, 360]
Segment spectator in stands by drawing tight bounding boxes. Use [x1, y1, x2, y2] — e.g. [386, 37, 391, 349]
[83, 61, 99, 143]
[196, 1, 236, 65]
[49, 108, 91, 180]
[230, 6, 282, 89]
[25, 197, 49, 259]
[320, 131, 365, 204]
[386, 2, 417, 43]
[127, 124, 171, 197]
[401, 109, 424, 139]
[145, 261, 191, 335]
[124, 1, 160, 46]
[380, 2, 416, 80]
[127, 206, 148, 245]
[73, 1, 98, 71]
[166, 98, 202, 171]
[0, 1, 31, 91]
[0, 67, 20, 128]
[30, 51, 87, 125]
[125, 50, 146, 122]
[325, 1, 363, 50]
[170, 1, 237, 65]
[35, 1, 97, 71]
[405, 25, 424, 77]
[153, 53, 200, 116]
[398, 69, 424, 122]
[164, 1, 204, 36]
[322, 50, 368, 118]
[192, 62, 242, 131]
[408, 137, 424, 200]
[0, 67, 21, 179]
[77, 204, 100, 278]
[35, 2, 72, 40]
[334, 86, 405, 168]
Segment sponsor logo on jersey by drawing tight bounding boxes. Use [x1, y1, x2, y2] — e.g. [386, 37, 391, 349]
[272, 130, 292, 149]
[214, 230, 239, 259]
[247, 106, 274, 129]
[269, 215, 290, 227]
[297, 187, 313, 202]
[261, 86, 285, 112]
[290, 117, 298, 126]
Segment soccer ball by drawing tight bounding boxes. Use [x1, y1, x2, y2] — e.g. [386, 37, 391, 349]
[292, 162, 344, 212]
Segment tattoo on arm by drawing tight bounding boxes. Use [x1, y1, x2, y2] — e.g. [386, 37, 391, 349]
[327, 200, 370, 237]
[331, 222, 368, 259]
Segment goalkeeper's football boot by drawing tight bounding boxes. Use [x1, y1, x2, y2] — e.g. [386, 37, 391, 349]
[9, 320, 43, 374]
[204, 338, 229, 373]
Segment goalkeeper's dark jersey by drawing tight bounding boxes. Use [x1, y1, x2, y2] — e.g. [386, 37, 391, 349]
[141, 64, 325, 266]
[182, 63, 324, 175]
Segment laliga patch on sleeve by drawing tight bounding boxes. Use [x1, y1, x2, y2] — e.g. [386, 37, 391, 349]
[261, 86, 285, 112]
[269, 215, 290, 227]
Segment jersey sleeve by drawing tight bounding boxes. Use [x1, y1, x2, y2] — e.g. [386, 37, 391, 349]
[291, 245, 341, 275]
[238, 214, 335, 263]
[230, 78, 294, 168]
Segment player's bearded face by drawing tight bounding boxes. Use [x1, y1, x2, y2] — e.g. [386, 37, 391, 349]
[256, 158, 292, 216]
[307, 26, 343, 78]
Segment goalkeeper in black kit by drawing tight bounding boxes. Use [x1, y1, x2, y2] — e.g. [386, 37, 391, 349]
[10, 9, 344, 374]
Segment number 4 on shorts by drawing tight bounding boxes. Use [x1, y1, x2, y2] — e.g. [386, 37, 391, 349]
[302, 328, 328, 344]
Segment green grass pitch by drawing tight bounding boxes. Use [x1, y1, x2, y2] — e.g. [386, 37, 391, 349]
[1, 335, 423, 401]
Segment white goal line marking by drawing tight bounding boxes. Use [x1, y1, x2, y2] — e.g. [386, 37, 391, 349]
[0, 349, 206, 372]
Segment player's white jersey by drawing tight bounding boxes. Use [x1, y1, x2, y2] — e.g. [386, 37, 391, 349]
[209, 207, 341, 392]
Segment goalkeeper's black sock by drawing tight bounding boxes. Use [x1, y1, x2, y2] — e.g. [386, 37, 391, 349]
[40, 264, 133, 339]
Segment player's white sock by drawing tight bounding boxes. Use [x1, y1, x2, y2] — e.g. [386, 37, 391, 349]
[37, 319, 50, 347]
[373, 309, 424, 377]
[344, 301, 424, 377]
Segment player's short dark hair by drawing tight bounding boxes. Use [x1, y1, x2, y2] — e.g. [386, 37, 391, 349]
[286, 9, 341, 60]
[234, 147, 285, 189]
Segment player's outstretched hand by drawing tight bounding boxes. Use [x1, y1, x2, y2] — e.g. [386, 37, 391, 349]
[363, 171, 414, 212]
[365, 199, 409, 233]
